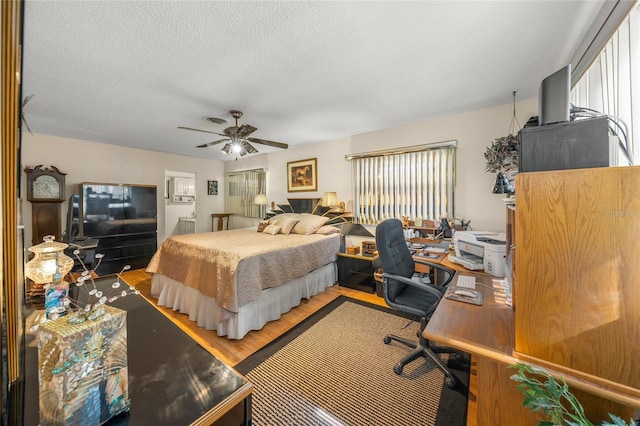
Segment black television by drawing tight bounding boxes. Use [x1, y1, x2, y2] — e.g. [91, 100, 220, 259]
[538, 64, 571, 126]
[79, 183, 157, 238]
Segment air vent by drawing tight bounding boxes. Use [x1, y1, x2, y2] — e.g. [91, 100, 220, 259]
[202, 116, 228, 126]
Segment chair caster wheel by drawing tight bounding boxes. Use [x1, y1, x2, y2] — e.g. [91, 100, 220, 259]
[454, 353, 468, 364]
[383, 336, 391, 344]
[445, 378, 457, 389]
[393, 364, 403, 375]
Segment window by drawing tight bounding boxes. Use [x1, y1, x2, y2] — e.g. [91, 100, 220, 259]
[571, 3, 639, 165]
[225, 169, 266, 218]
[348, 142, 456, 225]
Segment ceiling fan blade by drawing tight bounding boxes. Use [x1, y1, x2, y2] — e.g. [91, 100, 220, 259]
[223, 126, 239, 138]
[240, 140, 259, 154]
[178, 126, 226, 137]
[23, 94, 34, 107]
[247, 137, 288, 149]
[237, 124, 257, 138]
[196, 138, 229, 148]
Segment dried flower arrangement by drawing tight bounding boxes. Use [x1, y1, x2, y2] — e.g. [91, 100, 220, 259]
[64, 250, 138, 324]
[30, 251, 138, 330]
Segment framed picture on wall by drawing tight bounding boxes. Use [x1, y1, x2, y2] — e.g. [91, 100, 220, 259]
[287, 158, 317, 192]
[207, 180, 218, 195]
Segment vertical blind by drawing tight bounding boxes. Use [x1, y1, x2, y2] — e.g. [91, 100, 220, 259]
[571, 3, 639, 165]
[225, 169, 266, 218]
[349, 143, 456, 225]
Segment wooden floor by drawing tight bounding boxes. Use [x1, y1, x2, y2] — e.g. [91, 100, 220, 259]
[121, 269, 477, 425]
[121, 269, 387, 366]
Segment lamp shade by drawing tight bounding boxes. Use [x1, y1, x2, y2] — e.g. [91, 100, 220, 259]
[492, 172, 515, 194]
[25, 235, 74, 283]
[254, 194, 267, 205]
[322, 192, 339, 207]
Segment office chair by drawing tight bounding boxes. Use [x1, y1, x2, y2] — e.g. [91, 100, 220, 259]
[375, 218, 460, 388]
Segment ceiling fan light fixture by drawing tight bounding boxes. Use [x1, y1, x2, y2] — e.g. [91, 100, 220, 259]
[221, 143, 232, 155]
[232, 142, 242, 154]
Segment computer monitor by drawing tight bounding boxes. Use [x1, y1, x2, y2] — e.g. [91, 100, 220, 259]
[538, 64, 571, 126]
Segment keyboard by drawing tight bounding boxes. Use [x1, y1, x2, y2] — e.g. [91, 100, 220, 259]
[456, 275, 476, 289]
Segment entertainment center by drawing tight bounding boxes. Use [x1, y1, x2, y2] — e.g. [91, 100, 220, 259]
[67, 182, 158, 275]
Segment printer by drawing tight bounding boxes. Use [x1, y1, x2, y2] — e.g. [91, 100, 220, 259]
[450, 231, 507, 277]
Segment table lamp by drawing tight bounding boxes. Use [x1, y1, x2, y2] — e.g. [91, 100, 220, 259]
[322, 192, 339, 209]
[254, 193, 267, 205]
[254, 193, 267, 217]
[25, 235, 74, 317]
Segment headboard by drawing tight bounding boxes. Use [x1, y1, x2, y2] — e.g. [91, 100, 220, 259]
[268, 198, 351, 224]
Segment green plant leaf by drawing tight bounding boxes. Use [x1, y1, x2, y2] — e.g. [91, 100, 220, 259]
[509, 363, 636, 426]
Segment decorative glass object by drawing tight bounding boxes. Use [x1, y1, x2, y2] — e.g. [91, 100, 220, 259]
[25, 235, 74, 284]
[37, 305, 129, 425]
[33, 247, 138, 424]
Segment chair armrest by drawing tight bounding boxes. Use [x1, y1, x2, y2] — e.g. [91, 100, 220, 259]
[381, 272, 443, 299]
[411, 259, 455, 287]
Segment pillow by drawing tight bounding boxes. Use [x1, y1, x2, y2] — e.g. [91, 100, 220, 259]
[315, 225, 341, 235]
[257, 220, 270, 232]
[262, 224, 281, 235]
[269, 215, 300, 235]
[293, 213, 330, 235]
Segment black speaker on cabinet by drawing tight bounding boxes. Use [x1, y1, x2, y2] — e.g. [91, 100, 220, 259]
[518, 117, 614, 172]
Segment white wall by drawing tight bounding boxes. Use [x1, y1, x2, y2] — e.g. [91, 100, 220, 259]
[21, 134, 226, 246]
[164, 170, 196, 238]
[347, 98, 537, 232]
[21, 97, 537, 247]
[227, 97, 537, 233]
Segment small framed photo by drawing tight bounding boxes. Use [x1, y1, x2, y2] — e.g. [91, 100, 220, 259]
[207, 180, 218, 195]
[287, 158, 317, 192]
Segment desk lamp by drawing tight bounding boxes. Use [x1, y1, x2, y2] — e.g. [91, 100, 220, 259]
[492, 172, 515, 194]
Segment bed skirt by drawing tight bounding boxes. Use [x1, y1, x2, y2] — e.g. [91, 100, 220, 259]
[150, 262, 337, 339]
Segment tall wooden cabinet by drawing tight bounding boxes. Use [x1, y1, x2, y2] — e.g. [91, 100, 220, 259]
[514, 166, 640, 421]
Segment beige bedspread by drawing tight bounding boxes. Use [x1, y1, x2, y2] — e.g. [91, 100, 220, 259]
[146, 228, 340, 312]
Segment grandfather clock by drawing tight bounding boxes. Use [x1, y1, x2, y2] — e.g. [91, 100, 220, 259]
[24, 165, 67, 245]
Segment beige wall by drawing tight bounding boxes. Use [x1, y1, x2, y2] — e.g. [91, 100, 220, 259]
[21, 96, 537, 246]
[21, 135, 226, 246]
[227, 97, 537, 233]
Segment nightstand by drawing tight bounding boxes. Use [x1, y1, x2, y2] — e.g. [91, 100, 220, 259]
[336, 252, 377, 294]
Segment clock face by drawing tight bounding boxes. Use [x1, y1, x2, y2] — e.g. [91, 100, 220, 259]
[33, 175, 61, 199]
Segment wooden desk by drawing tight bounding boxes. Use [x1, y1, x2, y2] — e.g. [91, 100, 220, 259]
[413, 253, 475, 285]
[211, 213, 231, 231]
[423, 272, 540, 425]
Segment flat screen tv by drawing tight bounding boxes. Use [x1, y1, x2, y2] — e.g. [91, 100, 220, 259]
[78, 183, 157, 238]
[538, 64, 571, 126]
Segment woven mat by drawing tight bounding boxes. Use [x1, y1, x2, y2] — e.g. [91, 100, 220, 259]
[236, 296, 468, 426]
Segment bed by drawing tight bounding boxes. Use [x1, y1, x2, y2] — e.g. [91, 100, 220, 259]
[146, 213, 342, 339]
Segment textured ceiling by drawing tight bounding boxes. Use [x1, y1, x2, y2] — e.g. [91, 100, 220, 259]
[21, 0, 606, 161]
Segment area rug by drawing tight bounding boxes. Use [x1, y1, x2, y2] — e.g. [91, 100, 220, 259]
[235, 296, 469, 426]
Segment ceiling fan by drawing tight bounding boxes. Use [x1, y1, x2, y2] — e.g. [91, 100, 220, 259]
[178, 110, 288, 157]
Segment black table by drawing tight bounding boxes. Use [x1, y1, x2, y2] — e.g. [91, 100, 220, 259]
[24, 283, 252, 425]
